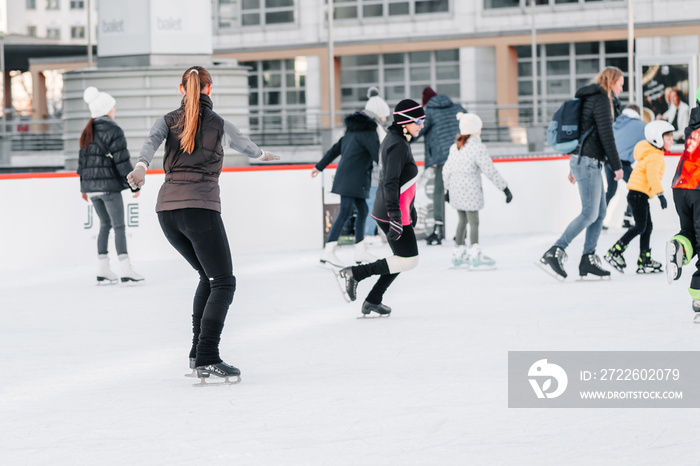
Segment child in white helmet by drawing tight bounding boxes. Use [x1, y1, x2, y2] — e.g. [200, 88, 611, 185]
[604, 120, 674, 273]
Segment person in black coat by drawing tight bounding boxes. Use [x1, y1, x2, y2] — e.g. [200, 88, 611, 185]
[78, 86, 143, 284]
[312, 111, 380, 266]
[539, 67, 624, 281]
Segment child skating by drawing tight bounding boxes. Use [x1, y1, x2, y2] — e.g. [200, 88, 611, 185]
[442, 113, 512, 269]
[604, 120, 673, 274]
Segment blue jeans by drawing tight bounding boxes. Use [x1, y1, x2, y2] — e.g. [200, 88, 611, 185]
[555, 155, 606, 255]
[327, 196, 368, 243]
[90, 192, 127, 256]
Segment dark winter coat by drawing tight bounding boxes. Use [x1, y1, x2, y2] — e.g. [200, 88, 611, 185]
[372, 124, 419, 226]
[77, 117, 134, 193]
[416, 94, 466, 167]
[575, 83, 622, 171]
[156, 94, 225, 213]
[315, 111, 380, 199]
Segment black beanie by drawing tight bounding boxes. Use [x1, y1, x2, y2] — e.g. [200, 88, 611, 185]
[393, 99, 425, 125]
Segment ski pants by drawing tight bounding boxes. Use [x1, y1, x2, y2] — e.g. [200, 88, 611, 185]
[673, 188, 700, 292]
[619, 190, 653, 252]
[158, 208, 236, 366]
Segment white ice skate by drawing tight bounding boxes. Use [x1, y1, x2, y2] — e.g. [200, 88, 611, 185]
[467, 244, 496, 271]
[320, 241, 345, 268]
[450, 246, 468, 267]
[354, 239, 378, 264]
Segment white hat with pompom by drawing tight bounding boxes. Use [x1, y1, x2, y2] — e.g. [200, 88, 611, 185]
[83, 86, 116, 119]
[456, 112, 482, 136]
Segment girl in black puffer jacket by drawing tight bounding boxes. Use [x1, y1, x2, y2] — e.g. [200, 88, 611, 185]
[78, 86, 143, 285]
[539, 66, 624, 281]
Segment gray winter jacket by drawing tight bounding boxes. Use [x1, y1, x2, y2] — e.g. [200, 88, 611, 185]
[416, 95, 466, 167]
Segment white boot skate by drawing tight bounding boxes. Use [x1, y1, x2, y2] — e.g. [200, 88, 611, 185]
[118, 254, 145, 283]
[354, 239, 378, 264]
[320, 241, 344, 267]
[467, 244, 496, 271]
[97, 254, 118, 284]
[451, 245, 468, 267]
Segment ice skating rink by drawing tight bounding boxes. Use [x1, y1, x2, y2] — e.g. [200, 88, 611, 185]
[1, 227, 696, 466]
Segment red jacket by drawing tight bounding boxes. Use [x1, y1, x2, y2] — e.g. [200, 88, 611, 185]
[672, 127, 700, 190]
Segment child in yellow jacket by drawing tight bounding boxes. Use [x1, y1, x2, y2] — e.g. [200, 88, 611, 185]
[604, 120, 674, 273]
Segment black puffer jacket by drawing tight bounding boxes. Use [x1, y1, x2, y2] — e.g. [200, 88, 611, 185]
[315, 111, 380, 199]
[575, 83, 622, 171]
[78, 117, 134, 193]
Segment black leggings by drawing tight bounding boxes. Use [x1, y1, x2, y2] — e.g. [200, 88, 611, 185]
[673, 188, 700, 291]
[351, 223, 418, 304]
[619, 191, 652, 252]
[158, 208, 236, 366]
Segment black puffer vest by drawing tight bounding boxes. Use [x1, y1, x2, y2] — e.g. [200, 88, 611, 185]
[156, 94, 225, 213]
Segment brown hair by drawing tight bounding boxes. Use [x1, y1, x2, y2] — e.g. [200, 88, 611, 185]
[456, 134, 471, 150]
[176, 66, 212, 154]
[594, 66, 624, 118]
[79, 118, 95, 150]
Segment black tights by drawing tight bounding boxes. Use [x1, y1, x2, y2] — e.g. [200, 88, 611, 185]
[158, 209, 236, 366]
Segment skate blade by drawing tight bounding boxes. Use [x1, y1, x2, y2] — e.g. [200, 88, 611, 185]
[666, 241, 683, 284]
[603, 257, 625, 274]
[319, 259, 345, 269]
[330, 269, 352, 303]
[535, 261, 566, 281]
[184, 369, 197, 378]
[636, 268, 663, 274]
[469, 265, 497, 271]
[356, 314, 391, 319]
[193, 375, 241, 387]
[576, 275, 611, 281]
[96, 278, 118, 286]
[693, 314, 700, 324]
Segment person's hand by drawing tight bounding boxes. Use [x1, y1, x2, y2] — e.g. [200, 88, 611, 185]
[658, 193, 668, 209]
[259, 150, 280, 161]
[613, 169, 624, 181]
[568, 172, 576, 184]
[445, 190, 450, 203]
[311, 168, 321, 178]
[81, 193, 88, 202]
[387, 211, 403, 241]
[132, 190, 141, 199]
[127, 162, 147, 190]
[504, 187, 513, 203]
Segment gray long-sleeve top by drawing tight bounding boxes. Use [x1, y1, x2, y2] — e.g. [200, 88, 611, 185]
[137, 116, 262, 167]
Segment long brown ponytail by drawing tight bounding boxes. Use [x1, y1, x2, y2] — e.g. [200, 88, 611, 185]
[456, 134, 471, 150]
[594, 66, 624, 119]
[79, 118, 95, 150]
[177, 66, 212, 154]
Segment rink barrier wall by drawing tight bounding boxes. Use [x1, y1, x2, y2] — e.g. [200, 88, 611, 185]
[0, 154, 682, 271]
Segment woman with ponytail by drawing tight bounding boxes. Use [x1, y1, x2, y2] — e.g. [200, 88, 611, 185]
[539, 66, 625, 281]
[127, 66, 279, 384]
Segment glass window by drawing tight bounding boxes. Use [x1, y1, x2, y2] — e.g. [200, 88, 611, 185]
[363, 4, 383, 17]
[27, 0, 36, 9]
[46, 0, 59, 9]
[415, 0, 448, 13]
[266, 10, 294, 23]
[70, 0, 84, 8]
[46, 28, 61, 39]
[484, 0, 519, 8]
[388, 2, 409, 15]
[545, 43, 569, 57]
[575, 42, 599, 55]
[575, 58, 599, 74]
[235, 0, 295, 27]
[70, 26, 85, 39]
[27, 26, 37, 36]
[217, 0, 239, 30]
[546, 60, 569, 76]
[604, 40, 627, 54]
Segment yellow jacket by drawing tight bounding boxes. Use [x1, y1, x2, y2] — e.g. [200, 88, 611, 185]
[626, 140, 665, 198]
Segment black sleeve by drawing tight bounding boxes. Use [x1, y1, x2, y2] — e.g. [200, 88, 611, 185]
[363, 132, 380, 166]
[381, 143, 406, 215]
[593, 96, 622, 171]
[315, 136, 343, 171]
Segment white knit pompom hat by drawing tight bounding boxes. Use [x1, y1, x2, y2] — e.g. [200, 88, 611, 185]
[364, 87, 391, 119]
[457, 112, 482, 136]
[83, 86, 116, 118]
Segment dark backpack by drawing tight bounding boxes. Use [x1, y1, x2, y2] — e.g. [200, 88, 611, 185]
[546, 98, 594, 154]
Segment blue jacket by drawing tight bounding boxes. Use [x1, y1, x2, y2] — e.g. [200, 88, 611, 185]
[417, 95, 466, 167]
[613, 113, 646, 164]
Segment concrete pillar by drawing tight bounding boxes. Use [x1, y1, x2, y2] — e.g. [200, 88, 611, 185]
[495, 44, 519, 127]
[31, 71, 48, 121]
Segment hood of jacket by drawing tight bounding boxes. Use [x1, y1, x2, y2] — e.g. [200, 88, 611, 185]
[345, 111, 378, 132]
[612, 113, 638, 131]
[575, 83, 605, 100]
[425, 94, 456, 109]
[685, 106, 700, 139]
[633, 140, 661, 162]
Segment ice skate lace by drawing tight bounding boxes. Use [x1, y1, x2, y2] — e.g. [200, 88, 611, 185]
[555, 248, 568, 264]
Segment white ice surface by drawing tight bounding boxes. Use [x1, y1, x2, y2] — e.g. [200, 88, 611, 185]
[1, 227, 698, 466]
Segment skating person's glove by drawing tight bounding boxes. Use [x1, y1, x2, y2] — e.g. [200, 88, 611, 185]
[445, 190, 450, 203]
[258, 150, 280, 161]
[387, 211, 403, 241]
[504, 187, 513, 203]
[127, 162, 147, 190]
[658, 193, 668, 210]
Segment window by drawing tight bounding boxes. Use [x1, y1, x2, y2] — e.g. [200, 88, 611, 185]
[215, 0, 294, 29]
[332, 0, 448, 19]
[70, 0, 85, 8]
[27, 0, 36, 9]
[71, 26, 85, 39]
[27, 26, 37, 36]
[340, 49, 460, 111]
[46, 27, 61, 39]
[484, 0, 621, 8]
[46, 0, 59, 9]
[240, 57, 308, 134]
[515, 40, 628, 123]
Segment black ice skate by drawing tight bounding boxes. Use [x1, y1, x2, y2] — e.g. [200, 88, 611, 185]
[538, 246, 568, 280]
[693, 301, 700, 323]
[335, 267, 358, 302]
[578, 253, 611, 280]
[185, 358, 197, 378]
[425, 223, 444, 246]
[636, 250, 662, 274]
[359, 301, 391, 319]
[194, 362, 241, 386]
[603, 241, 627, 273]
[666, 239, 685, 284]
